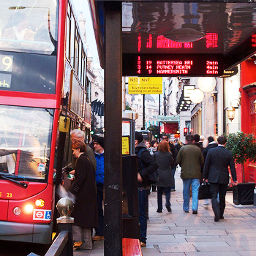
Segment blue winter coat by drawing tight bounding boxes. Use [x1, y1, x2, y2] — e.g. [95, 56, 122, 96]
[95, 152, 104, 184]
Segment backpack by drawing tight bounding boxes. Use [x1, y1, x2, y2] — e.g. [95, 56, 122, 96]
[137, 147, 159, 185]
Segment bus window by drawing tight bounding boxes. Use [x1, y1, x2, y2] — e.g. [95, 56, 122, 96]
[0, 105, 53, 180]
[0, 0, 58, 55]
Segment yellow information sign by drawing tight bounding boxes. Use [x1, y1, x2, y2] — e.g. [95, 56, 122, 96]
[122, 136, 130, 155]
[128, 77, 163, 94]
[59, 116, 70, 133]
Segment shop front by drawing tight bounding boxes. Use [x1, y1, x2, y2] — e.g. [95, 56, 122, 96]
[240, 60, 256, 182]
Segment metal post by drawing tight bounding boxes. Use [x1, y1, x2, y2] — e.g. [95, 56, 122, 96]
[104, 2, 123, 256]
[158, 94, 161, 140]
[56, 198, 74, 256]
[143, 94, 145, 130]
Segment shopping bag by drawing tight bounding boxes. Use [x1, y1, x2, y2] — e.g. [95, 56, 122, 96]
[198, 182, 211, 200]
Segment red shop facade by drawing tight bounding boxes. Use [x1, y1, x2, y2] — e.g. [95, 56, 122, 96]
[240, 59, 256, 182]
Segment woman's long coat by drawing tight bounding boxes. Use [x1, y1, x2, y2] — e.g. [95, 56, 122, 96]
[155, 151, 174, 187]
[70, 153, 98, 228]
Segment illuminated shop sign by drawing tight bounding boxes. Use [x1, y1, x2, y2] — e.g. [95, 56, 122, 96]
[123, 54, 223, 77]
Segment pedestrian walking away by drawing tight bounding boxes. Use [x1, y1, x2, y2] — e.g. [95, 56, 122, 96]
[176, 135, 204, 214]
[203, 135, 238, 222]
[202, 136, 218, 207]
[162, 135, 178, 191]
[149, 140, 158, 192]
[154, 141, 174, 213]
[135, 132, 158, 247]
[70, 140, 98, 250]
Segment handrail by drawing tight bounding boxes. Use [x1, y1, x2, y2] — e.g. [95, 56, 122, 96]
[44, 231, 68, 256]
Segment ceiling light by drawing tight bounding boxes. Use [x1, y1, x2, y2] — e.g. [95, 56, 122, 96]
[190, 89, 204, 103]
[197, 77, 216, 92]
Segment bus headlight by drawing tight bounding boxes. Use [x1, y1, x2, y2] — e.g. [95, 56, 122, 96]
[13, 207, 21, 216]
[24, 204, 34, 214]
[35, 199, 45, 207]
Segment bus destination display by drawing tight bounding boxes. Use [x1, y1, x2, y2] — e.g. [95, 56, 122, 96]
[0, 51, 56, 93]
[123, 54, 223, 77]
[0, 54, 13, 88]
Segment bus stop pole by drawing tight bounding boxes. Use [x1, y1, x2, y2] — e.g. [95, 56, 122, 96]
[104, 2, 123, 256]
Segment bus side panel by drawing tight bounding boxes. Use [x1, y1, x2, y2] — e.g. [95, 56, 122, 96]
[0, 200, 8, 220]
[0, 181, 47, 200]
[0, 221, 52, 244]
[0, 221, 33, 243]
[33, 222, 53, 244]
[8, 183, 54, 223]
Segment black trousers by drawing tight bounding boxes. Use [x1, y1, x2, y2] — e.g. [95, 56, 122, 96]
[209, 183, 227, 219]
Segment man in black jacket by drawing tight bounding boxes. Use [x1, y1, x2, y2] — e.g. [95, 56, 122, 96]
[135, 132, 158, 247]
[203, 136, 218, 160]
[203, 136, 238, 222]
[202, 136, 218, 208]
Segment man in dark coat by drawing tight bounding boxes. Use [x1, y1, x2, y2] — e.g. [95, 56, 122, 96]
[194, 134, 204, 151]
[70, 129, 96, 172]
[135, 132, 158, 247]
[202, 136, 218, 208]
[203, 136, 238, 222]
[203, 136, 218, 160]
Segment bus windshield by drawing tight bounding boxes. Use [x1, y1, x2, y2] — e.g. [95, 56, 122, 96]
[0, 0, 58, 55]
[0, 105, 53, 180]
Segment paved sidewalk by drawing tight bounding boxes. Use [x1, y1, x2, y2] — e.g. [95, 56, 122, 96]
[74, 169, 256, 256]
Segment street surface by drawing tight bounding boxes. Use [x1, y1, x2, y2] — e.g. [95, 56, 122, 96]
[0, 241, 49, 256]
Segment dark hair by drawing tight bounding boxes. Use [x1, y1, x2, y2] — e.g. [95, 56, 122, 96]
[72, 140, 86, 152]
[150, 140, 157, 147]
[135, 132, 143, 143]
[93, 136, 104, 148]
[208, 136, 214, 143]
[186, 135, 194, 143]
[194, 134, 200, 143]
[217, 136, 227, 145]
[158, 141, 170, 152]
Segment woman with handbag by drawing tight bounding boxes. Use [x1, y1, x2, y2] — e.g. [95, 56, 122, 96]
[154, 141, 174, 213]
[70, 140, 98, 250]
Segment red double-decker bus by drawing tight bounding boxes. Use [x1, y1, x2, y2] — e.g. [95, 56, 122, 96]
[0, 0, 91, 244]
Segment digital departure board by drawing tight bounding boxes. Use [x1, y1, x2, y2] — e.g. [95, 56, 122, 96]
[123, 33, 223, 55]
[123, 54, 223, 77]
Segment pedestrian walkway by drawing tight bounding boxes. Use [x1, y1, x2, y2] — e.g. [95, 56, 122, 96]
[74, 169, 256, 256]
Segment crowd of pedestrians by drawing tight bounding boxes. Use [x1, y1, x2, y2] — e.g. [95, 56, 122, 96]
[136, 132, 237, 247]
[64, 129, 237, 250]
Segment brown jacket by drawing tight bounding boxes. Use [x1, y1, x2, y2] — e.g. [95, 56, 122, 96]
[176, 144, 204, 179]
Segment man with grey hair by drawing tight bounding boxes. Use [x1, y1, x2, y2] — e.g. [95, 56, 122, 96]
[70, 129, 96, 171]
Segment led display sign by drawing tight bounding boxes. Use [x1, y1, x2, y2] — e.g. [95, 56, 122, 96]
[123, 54, 223, 77]
[137, 33, 219, 52]
[123, 33, 222, 55]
